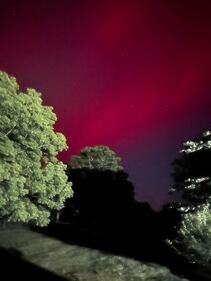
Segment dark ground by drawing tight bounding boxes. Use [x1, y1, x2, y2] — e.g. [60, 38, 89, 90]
[0, 222, 211, 281]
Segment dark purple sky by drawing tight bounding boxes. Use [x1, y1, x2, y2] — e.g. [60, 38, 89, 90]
[1, 1, 211, 209]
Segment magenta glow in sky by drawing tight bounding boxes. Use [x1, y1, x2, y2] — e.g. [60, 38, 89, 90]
[1, 1, 211, 208]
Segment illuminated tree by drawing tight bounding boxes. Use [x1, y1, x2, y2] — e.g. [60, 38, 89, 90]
[70, 145, 124, 172]
[170, 130, 211, 204]
[168, 130, 211, 265]
[168, 203, 211, 265]
[0, 71, 73, 226]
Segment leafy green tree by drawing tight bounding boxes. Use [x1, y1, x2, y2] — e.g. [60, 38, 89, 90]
[70, 145, 124, 172]
[168, 203, 211, 265]
[0, 71, 73, 226]
[170, 130, 211, 204]
[168, 130, 211, 265]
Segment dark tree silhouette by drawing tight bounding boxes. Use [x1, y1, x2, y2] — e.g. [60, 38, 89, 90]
[158, 202, 183, 240]
[59, 167, 156, 232]
[171, 130, 211, 204]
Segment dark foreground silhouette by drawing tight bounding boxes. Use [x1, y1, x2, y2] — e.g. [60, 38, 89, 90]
[1, 168, 211, 280]
[35, 169, 211, 281]
[0, 247, 67, 281]
[59, 169, 158, 231]
[32, 220, 211, 281]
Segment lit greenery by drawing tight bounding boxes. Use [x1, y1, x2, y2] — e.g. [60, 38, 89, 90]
[168, 130, 211, 264]
[70, 145, 123, 172]
[168, 204, 211, 264]
[0, 71, 73, 226]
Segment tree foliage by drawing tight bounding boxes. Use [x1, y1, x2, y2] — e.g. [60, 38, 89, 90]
[168, 130, 211, 265]
[168, 204, 211, 265]
[70, 145, 124, 172]
[171, 130, 211, 204]
[0, 71, 73, 226]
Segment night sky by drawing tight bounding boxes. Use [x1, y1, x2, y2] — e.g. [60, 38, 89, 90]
[0, 1, 211, 209]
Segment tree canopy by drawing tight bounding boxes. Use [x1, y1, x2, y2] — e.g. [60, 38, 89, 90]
[170, 130, 211, 204]
[0, 71, 73, 226]
[70, 145, 124, 172]
[168, 203, 211, 265]
[168, 130, 211, 265]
